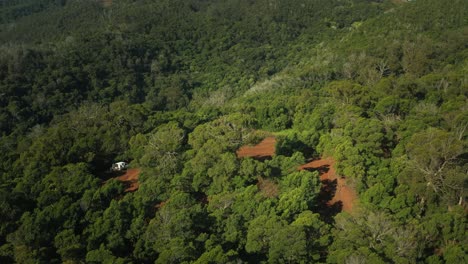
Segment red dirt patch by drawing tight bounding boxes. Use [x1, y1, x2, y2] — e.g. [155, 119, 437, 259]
[155, 200, 168, 209]
[299, 158, 357, 213]
[115, 168, 140, 192]
[236, 137, 276, 159]
[237, 136, 357, 216]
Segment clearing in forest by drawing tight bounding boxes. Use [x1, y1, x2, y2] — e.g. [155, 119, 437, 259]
[299, 158, 357, 213]
[236, 136, 276, 159]
[115, 168, 140, 192]
[236, 136, 357, 214]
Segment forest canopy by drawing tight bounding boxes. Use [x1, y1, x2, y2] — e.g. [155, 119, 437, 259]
[0, 0, 467, 263]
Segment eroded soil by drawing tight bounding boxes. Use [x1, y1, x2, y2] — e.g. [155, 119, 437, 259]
[299, 158, 357, 214]
[115, 168, 140, 192]
[236, 136, 276, 159]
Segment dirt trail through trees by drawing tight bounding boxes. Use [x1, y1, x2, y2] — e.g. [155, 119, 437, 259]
[299, 158, 357, 213]
[236, 137, 357, 213]
[115, 168, 140, 192]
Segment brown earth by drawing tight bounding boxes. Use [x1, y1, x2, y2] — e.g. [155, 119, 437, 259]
[99, 0, 113, 7]
[236, 137, 276, 159]
[299, 158, 357, 213]
[115, 168, 140, 192]
[236, 136, 357, 214]
[257, 177, 279, 198]
[155, 200, 168, 209]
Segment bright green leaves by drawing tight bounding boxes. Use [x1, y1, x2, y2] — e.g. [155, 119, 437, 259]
[402, 36, 435, 77]
[278, 170, 320, 219]
[7, 197, 83, 261]
[245, 215, 285, 254]
[189, 143, 239, 194]
[265, 152, 306, 178]
[421, 207, 467, 249]
[142, 191, 204, 263]
[207, 153, 239, 195]
[193, 245, 234, 264]
[268, 225, 308, 264]
[329, 209, 421, 263]
[85, 199, 135, 254]
[38, 163, 98, 204]
[128, 133, 147, 164]
[374, 95, 412, 117]
[0, 0, 466, 262]
[128, 122, 186, 204]
[418, 206, 468, 263]
[54, 229, 83, 262]
[184, 116, 250, 194]
[246, 210, 328, 263]
[292, 210, 331, 261]
[189, 117, 244, 152]
[139, 122, 185, 171]
[362, 183, 390, 208]
[239, 158, 268, 185]
[442, 244, 468, 263]
[86, 244, 127, 264]
[319, 116, 388, 192]
[326, 80, 375, 109]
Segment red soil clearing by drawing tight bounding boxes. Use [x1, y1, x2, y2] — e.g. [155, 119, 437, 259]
[236, 136, 357, 214]
[155, 200, 168, 209]
[116, 168, 140, 192]
[236, 137, 276, 159]
[299, 158, 357, 213]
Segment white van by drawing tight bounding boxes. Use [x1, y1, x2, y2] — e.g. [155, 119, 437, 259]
[111, 161, 128, 171]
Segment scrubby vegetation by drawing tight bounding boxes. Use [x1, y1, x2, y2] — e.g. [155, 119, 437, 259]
[0, 0, 466, 263]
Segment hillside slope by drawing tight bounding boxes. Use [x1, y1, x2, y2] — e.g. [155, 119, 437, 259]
[0, 0, 466, 263]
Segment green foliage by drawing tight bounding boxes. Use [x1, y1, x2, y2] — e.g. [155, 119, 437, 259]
[278, 171, 321, 219]
[0, 0, 59, 24]
[245, 214, 285, 254]
[329, 209, 422, 263]
[404, 127, 465, 206]
[0, 0, 466, 262]
[193, 245, 232, 264]
[54, 229, 83, 262]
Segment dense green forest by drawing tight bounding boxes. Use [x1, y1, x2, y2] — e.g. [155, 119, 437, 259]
[0, 0, 466, 263]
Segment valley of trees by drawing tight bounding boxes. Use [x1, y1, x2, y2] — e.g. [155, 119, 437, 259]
[0, 0, 466, 263]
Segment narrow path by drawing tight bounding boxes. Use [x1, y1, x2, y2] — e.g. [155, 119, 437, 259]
[299, 158, 357, 213]
[236, 136, 357, 214]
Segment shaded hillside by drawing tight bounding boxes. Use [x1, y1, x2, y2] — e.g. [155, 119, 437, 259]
[0, 0, 466, 263]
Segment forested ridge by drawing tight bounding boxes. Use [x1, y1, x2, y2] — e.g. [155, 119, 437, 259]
[0, 0, 466, 263]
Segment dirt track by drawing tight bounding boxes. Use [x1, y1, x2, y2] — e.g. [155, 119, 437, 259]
[299, 158, 356, 213]
[116, 168, 140, 192]
[236, 137, 276, 159]
[236, 136, 357, 213]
